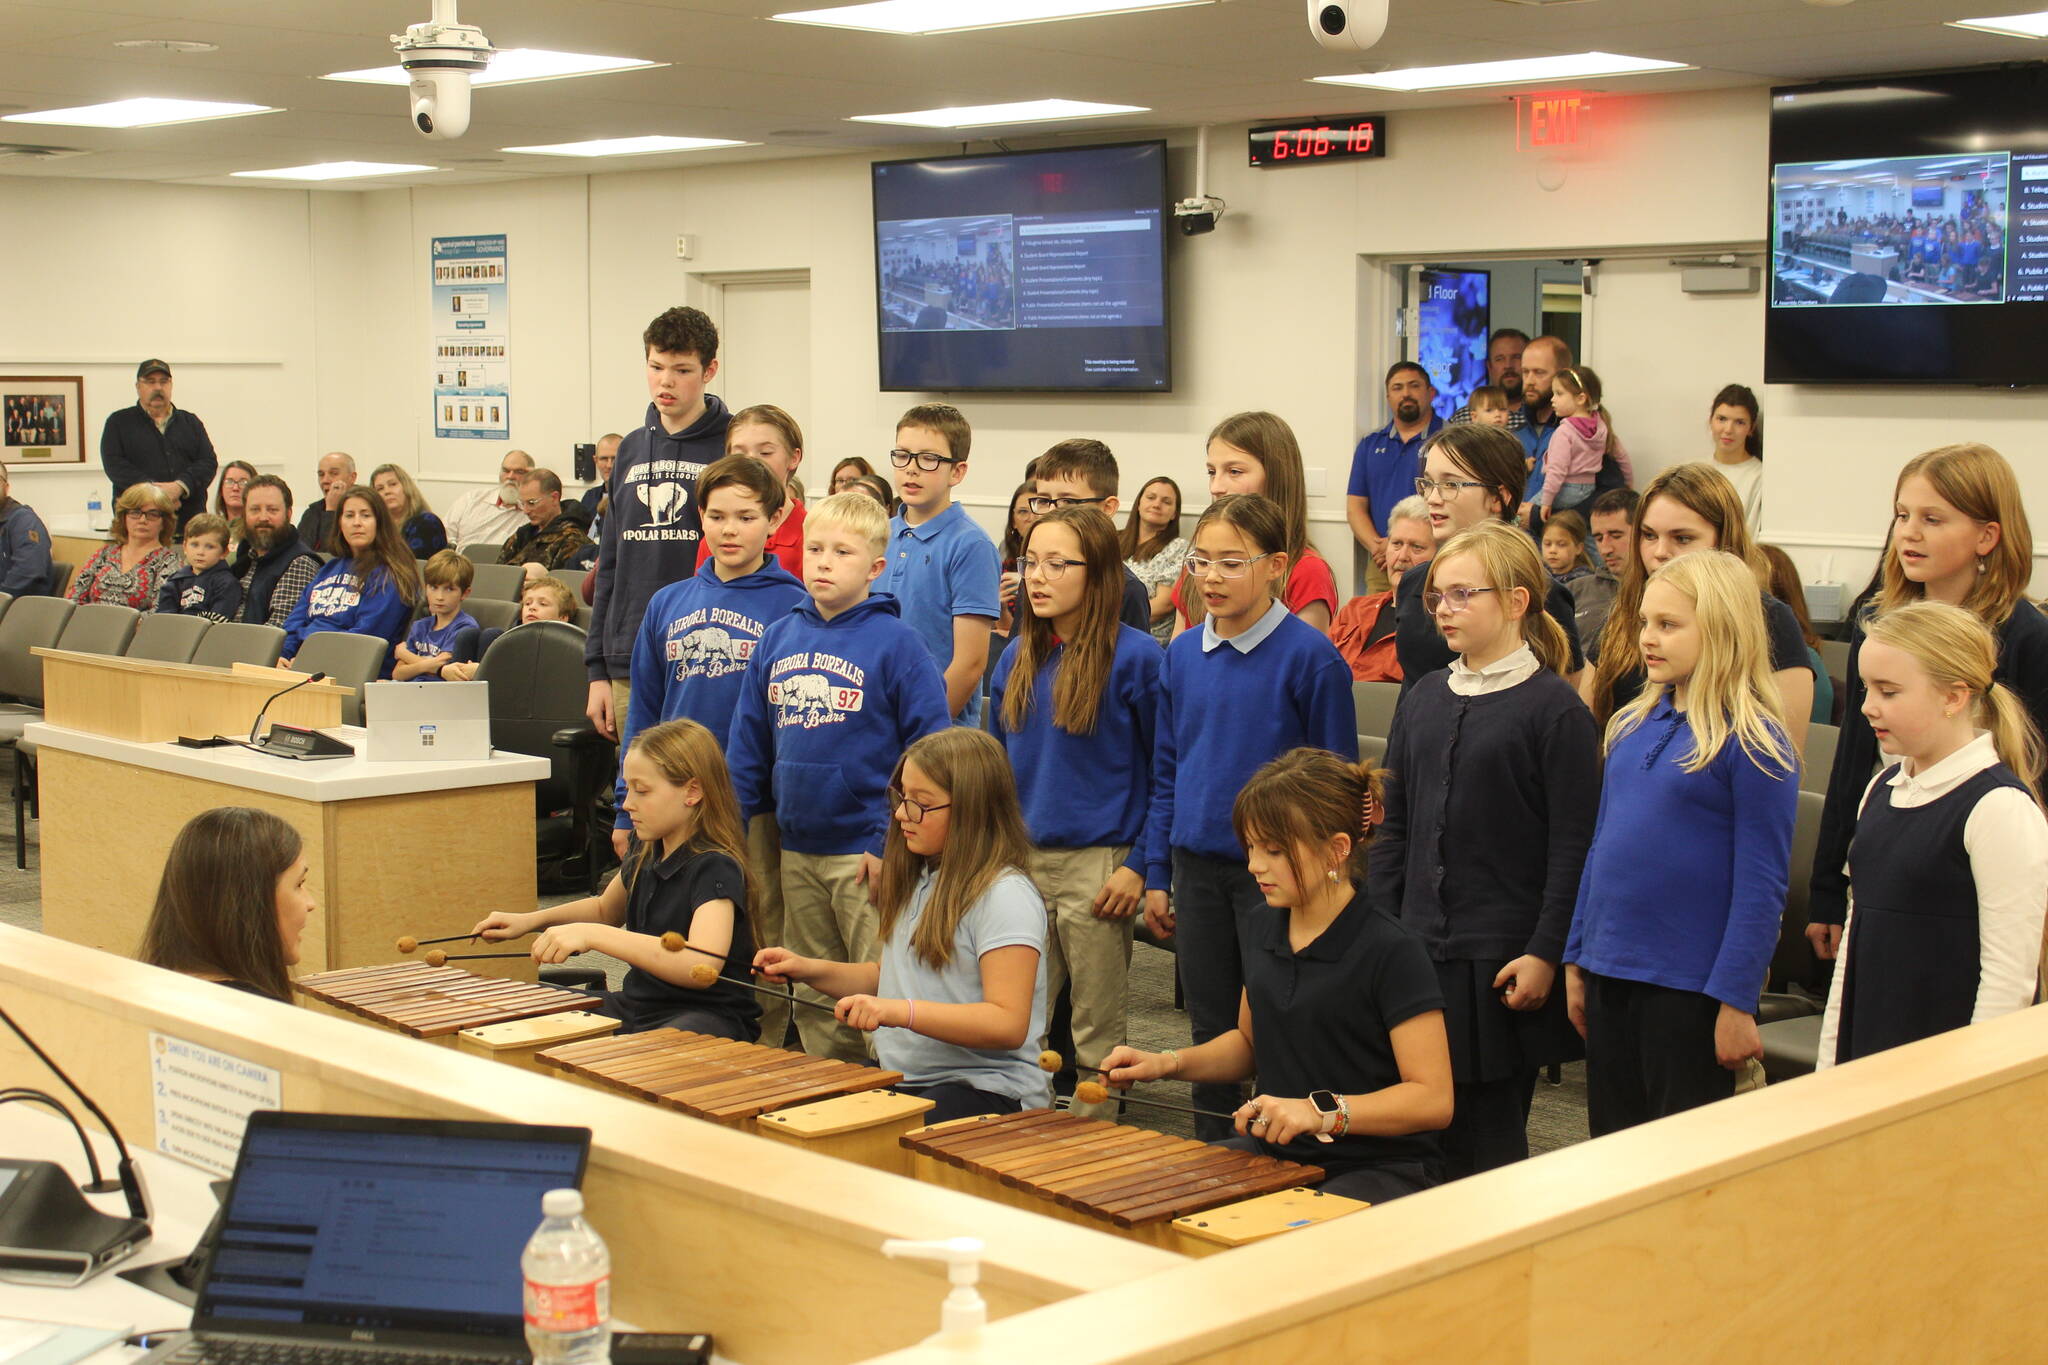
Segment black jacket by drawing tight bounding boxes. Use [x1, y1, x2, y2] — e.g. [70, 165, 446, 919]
[234, 528, 322, 631]
[100, 405, 216, 529]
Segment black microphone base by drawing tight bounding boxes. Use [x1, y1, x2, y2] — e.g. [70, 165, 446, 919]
[0, 1158, 150, 1285]
[254, 724, 355, 760]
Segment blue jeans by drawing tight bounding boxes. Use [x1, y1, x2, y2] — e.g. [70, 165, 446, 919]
[1170, 849, 1266, 1139]
[1552, 481, 1594, 514]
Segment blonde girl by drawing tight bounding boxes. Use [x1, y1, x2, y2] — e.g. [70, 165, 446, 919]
[473, 718, 760, 1039]
[1565, 551, 1799, 1135]
[756, 728, 1049, 1123]
[1369, 519, 1600, 1176]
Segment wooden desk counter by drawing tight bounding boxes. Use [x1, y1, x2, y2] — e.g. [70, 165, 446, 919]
[29, 721, 550, 977]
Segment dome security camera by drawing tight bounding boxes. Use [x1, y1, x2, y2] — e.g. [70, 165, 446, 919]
[1308, 0, 1389, 52]
[392, 1, 492, 139]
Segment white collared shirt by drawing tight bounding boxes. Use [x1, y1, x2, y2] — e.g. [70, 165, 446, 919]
[1446, 642, 1541, 697]
[1201, 595, 1286, 655]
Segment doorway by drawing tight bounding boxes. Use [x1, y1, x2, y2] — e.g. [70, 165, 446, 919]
[702, 271, 813, 420]
[1396, 256, 1593, 417]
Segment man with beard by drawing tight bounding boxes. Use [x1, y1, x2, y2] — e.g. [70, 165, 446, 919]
[100, 359, 217, 532]
[1515, 335, 1571, 516]
[234, 475, 322, 631]
[1346, 361, 1443, 593]
[296, 451, 355, 555]
[1449, 329, 1530, 429]
[445, 449, 534, 547]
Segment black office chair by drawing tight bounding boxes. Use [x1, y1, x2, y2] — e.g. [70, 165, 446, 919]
[474, 621, 615, 893]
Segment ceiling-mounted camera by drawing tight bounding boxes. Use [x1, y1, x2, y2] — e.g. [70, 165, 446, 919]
[1308, 0, 1389, 52]
[1174, 195, 1224, 236]
[393, 0, 493, 139]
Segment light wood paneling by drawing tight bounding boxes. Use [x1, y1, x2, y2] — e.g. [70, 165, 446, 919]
[35, 648, 346, 741]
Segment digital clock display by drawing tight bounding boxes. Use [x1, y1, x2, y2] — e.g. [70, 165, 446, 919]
[1248, 115, 1387, 168]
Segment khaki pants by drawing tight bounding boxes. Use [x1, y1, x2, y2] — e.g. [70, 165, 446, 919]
[1361, 550, 1391, 595]
[1031, 845, 1136, 1119]
[608, 679, 632, 736]
[780, 849, 880, 1063]
[747, 814, 791, 1048]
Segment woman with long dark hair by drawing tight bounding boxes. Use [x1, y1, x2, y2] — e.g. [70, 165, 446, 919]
[278, 485, 422, 674]
[140, 808, 312, 1002]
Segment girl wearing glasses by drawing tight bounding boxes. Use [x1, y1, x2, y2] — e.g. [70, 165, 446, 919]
[1171, 412, 1338, 634]
[1150, 493, 1358, 1138]
[989, 507, 1165, 1117]
[1394, 424, 1584, 698]
[1368, 519, 1601, 1178]
[756, 728, 1049, 1124]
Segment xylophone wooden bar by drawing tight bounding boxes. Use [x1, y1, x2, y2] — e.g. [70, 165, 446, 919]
[902, 1109, 1366, 1254]
[292, 961, 595, 1041]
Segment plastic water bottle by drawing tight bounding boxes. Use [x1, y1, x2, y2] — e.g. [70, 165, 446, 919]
[522, 1189, 611, 1365]
[85, 492, 107, 532]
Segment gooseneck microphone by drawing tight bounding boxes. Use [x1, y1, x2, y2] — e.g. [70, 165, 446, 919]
[0, 1003, 151, 1223]
[248, 671, 328, 745]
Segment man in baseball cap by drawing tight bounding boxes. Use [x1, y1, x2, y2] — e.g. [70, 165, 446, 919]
[100, 358, 217, 531]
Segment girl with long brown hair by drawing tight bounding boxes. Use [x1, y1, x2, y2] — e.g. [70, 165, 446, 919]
[989, 507, 1164, 1116]
[140, 808, 313, 1002]
[756, 728, 1048, 1123]
[277, 485, 423, 676]
[473, 718, 761, 1039]
[1172, 411, 1338, 633]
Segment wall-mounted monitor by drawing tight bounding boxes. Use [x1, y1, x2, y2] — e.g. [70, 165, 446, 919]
[1765, 64, 2048, 386]
[1415, 267, 1490, 421]
[873, 141, 1170, 393]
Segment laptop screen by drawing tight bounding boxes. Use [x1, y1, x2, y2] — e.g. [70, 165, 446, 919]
[197, 1113, 591, 1341]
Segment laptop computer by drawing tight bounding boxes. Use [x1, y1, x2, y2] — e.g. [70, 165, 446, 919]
[363, 682, 493, 763]
[144, 1111, 591, 1365]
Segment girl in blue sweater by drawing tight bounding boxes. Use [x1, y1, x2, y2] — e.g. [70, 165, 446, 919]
[1148, 493, 1357, 1136]
[990, 506, 1163, 1117]
[279, 486, 420, 676]
[1565, 550, 1799, 1135]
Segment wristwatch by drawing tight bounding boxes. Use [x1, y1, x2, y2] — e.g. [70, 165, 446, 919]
[1308, 1090, 1341, 1143]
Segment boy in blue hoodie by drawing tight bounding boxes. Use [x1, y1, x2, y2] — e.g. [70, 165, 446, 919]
[726, 491, 950, 1061]
[586, 305, 732, 746]
[157, 514, 243, 622]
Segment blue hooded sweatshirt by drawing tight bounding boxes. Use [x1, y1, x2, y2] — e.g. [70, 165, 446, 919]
[279, 557, 412, 677]
[726, 592, 950, 857]
[586, 395, 732, 683]
[617, 558, 808, 829]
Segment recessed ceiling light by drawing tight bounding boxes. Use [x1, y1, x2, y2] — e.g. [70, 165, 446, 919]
[773, 0, 1208, 35]
[1, 97, 276, 128]
[112, 39, 220, 53]
[1948, 10, 2048, 38]
[502, 135, 751, 157]
[231, 161, 437, 181]
[849, 98, 1146, 127]
[1313, 51, 1692, 93]
[322, 49, 662, 88]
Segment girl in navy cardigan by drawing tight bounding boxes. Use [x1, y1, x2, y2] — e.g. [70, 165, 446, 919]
[278, 487, 420, 676]
[1565, 550, 1799, 1136]
[1149, 493, 1356, 1137]
[1817, 602, 2048, 1069]
[1367, 519, 1601, 1177]
[989, 506, 1162, 1118]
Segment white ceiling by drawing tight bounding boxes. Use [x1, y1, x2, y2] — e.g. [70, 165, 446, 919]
[0, 0, 2039, 188]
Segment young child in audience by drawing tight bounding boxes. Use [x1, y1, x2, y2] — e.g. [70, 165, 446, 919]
[279, 486, 420, 676]
[696, 404, 807, 578]
[874, 403, 1000, 725]
[727, 492, 951, 1061]
[1541, 508, 1618, 670]
[1565, 550, 1799, 1136]
[1533, 366, 1630, 522]
[393, 549, 479, 681]
[756, 727, 1048, 1123]
[988, 506, 1163, 1116]
[1121, 475, 1188, 645]
[522, 576, 575, 623]
[1150, 492, 1357, 1137]
[157, 514, 243, 622]
[140, 807, 312, 1004]
[1369, 519, 1600, 1177]
[1174, 412, 1338, 633]
[1808, 443, 2048, 964]
[474, 718, 761, 1039]
[1327, 494, 1433, 682]
[1030, 439, 1154, 633]
[1467, 385, 1511, 428]
[1818, 602, 2048, 1069]
[1106, 749, 1453, 1205]
[1540, 509, 1596, 582]
[996, 481, 1038, 639]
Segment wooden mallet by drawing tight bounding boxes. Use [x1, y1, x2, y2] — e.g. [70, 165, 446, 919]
[395, 933, 483, 953]
[422, 948, 571, 967]
[1037, 1050, 1108, 1077]
[658, 931, 728, 959]
[1072, 1080, 1238, 1124]
[684, 962, 837, 1014]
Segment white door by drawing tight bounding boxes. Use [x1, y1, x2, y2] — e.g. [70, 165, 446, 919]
[714, 277, 812, 422]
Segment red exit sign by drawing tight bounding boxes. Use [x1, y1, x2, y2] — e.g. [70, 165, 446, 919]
[1517, 92, 1590, 150]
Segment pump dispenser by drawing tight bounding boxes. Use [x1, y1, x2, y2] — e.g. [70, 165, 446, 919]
[881, 1236, 986, 1349]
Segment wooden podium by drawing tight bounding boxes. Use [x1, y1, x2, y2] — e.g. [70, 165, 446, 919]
[28, 650, 549, 980]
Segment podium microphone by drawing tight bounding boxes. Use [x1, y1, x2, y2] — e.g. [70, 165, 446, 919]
[249, 671, 327, 745]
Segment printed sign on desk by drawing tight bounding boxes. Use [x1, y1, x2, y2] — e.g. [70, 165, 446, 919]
[148, 1031, 281, 1177]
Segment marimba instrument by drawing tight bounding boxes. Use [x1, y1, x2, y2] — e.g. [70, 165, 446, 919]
[537, 1028, 935, 1174]
[901, 1109, 1367, 1255]
[292, 962, 613, 1054]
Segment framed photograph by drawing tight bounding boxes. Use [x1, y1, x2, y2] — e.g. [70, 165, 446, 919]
[1, 376, 86, 464]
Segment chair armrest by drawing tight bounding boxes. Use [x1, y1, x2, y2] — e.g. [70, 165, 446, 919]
[551, 724, 608, 751]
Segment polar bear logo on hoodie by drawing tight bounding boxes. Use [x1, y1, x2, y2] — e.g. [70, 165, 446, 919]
[772, 672, 842, 729]
[638, 479, 691, 527]
[678, 626, 749, 679]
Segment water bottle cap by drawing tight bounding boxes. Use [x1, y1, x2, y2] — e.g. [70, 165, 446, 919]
[541, 1188, 583, 1218]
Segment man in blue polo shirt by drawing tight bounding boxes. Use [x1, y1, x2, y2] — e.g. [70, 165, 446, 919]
[1516, 335, 1570, 520]
[1346, 361, 1443, 593]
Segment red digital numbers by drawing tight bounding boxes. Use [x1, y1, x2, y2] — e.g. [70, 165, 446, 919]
[1251, 116, 1383, 167]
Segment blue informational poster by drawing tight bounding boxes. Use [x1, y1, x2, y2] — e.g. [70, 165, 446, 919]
[430, 234, 510, 441]
[1416, 267, 1490, 421]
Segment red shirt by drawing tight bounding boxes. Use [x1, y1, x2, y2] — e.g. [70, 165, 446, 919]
[693, 498, 806, 579]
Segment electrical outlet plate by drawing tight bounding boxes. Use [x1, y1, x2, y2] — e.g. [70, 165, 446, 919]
[675, 235, 694, 259]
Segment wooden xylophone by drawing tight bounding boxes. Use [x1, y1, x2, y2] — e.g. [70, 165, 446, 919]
[291, 962, 613, 1052]
[537, 1028, 935, 1174]
[902, 1109, 1366, 1255]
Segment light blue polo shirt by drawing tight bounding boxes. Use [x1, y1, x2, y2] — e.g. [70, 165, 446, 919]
[874, 500, 1001, 726]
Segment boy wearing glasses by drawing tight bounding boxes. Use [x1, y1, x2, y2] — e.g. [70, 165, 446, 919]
[875, 403, 1001, 726]
[498, 468, 596, 577]
[1027, 438, 1155, 635]
[727, 491, 950, 1061]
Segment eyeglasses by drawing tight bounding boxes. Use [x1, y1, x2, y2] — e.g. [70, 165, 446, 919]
[889, 449, 962, 472]
[1025, 495, 1106, 514]
[1415, 477, 1488, 499]
[888, 787, 952, 823]
[1423, 585, 1498, 614]
[1020, 555, 1085, 579]
[518, 497, 549, 510]
[1185, 552, 1272, 579]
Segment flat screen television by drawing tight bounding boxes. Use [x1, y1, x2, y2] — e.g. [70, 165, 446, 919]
[1765, 64, 2048, 386]
[1415, 267, 1490, 421]
[873, 141, 1170, 393]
